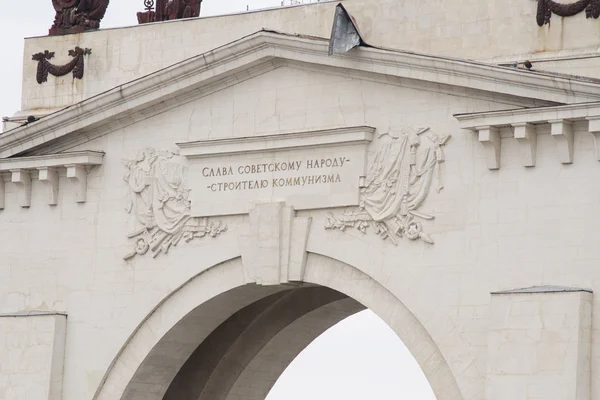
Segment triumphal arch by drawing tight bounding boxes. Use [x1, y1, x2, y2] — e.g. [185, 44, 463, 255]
[2, 0, 600, 399]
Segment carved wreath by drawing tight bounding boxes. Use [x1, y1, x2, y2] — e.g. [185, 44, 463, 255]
[537, 0, 600, 26]
[31, 47, 92, 84]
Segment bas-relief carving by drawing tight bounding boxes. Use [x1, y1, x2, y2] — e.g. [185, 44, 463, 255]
[32, 48, 92, 84]
[537, 0, 600, 26]
[123, 148, 226, 260]
[124, 127, 448, 258]
[325, 127, 450, 245]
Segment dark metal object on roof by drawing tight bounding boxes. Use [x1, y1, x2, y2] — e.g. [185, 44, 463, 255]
[328, 3, 367, 56]
[144, 0, 155, 11]
[32, 47, 92, 84]
[137, 0, 202, 24]
[536, 0, 600, 26]
[49, 0, 110, 35]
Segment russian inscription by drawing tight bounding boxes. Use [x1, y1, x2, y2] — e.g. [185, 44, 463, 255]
[202, 158, 347, 193]
[185, 142, 367, 216]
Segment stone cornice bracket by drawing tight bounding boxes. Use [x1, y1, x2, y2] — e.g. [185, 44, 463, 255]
[37, 167, 59, 206]
[0, 151, 103, 209]
[240, 202, 312, 286]
[550, 119, 574, 164]
[10, 169, 32, 208]
[454, 102, 600, 168]
[66, 165, 88, 203]
[477, 126, 501, 170]
[512, 122, 537, 167]
[586, 117, 600, 160]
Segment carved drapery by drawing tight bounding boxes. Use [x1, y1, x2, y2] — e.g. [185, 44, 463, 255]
[537, 0, 600, 26]
[123, 147, 226, 260]
[50, 0, 110, 35]
[325, 127, 450, 245]
[32, 47, 92, 84]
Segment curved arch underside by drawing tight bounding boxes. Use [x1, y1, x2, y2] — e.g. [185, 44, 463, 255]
[98, 254, 462, 400]
[163, 286, 364, 400]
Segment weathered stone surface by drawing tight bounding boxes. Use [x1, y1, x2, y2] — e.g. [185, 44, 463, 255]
[2, 2, 600, 400]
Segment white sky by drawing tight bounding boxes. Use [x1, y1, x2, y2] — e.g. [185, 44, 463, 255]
[0, 1, 435, 398]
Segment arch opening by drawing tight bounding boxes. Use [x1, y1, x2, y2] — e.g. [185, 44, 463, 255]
[95, 254, 461, 400]
[265, 309, 437, 400]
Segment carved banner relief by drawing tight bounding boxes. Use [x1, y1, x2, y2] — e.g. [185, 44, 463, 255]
[326, 127, 450, 244]
[122, 147, 226, 259]
[536, 0, 600, 26]
[123, 127, 449, 258]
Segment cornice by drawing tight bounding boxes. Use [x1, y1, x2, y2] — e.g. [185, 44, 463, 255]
[454, 102, 600, 169]
[3, 31, 600, 159]
[0, 150, 104, 171]
[0, 151, 104, 208]
[177, 126, 375, 158]
[454, 101, 600, 128]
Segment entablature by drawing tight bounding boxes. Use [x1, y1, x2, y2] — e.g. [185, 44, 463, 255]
[455, 102, 600, 169]
[0, 151, 104, 208]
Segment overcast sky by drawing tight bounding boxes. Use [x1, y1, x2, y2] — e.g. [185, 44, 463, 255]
[0, 1, 435, 398]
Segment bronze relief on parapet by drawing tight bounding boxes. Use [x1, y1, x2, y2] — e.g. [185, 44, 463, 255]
[137, 0, 202, 25]
[31, 47, 92, 84]
[536, 0, 600, 26]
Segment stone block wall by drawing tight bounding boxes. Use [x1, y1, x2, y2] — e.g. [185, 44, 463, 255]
[0, 312, 67, 400]
[486, 287, 592, 400]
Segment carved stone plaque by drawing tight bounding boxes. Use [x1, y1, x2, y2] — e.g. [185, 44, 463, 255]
[177, 127, 374, 217]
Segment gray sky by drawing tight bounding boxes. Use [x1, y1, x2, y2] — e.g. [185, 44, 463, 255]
[0, 1, 435, 398]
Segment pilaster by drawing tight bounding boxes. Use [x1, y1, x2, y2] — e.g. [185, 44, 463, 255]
[486, 286, 592, 400]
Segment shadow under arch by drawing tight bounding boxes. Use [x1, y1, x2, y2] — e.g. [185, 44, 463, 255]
[93, 252, 463, 400]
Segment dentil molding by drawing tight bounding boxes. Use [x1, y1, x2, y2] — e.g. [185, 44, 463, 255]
[455, 102, 600, 169]
[0, 151, 104, 209]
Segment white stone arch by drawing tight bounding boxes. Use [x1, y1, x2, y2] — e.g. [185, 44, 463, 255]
[93, 252, 463, 400]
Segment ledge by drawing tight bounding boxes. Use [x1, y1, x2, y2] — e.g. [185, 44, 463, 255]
[454, 101, 600, 129]
[0, 151, 104, 208]
[0, 151, 104, 171]
[491, 285, 593, 295]
[177, 126, 375, 158]
[454, 102, 600, 168]
[0, 310, 68, 318]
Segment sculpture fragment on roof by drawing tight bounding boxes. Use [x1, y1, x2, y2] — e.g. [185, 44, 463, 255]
[536, 0, 600, 26]
[50, 0, 110, 35]
[137, 0, 202, 25]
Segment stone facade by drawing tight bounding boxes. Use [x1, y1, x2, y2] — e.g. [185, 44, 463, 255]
[2, 1, 600, 399]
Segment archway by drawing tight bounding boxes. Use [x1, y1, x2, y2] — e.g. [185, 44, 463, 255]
[94, 254, 462, 400]
[265, 309, 437, 400]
